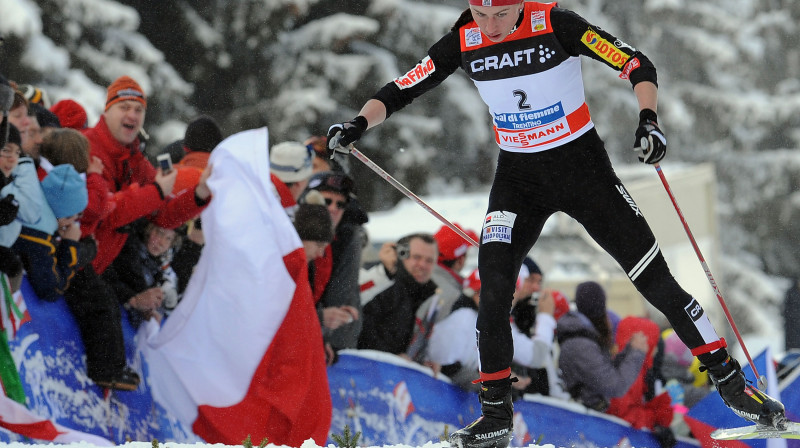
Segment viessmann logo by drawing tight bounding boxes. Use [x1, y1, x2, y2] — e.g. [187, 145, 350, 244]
[581, 28, 630, 68]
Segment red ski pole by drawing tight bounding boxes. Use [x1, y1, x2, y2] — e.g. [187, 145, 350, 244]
[653, 163, 764, 389]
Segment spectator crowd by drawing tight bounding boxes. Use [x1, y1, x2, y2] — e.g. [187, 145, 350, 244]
[0, 73, 716, 446]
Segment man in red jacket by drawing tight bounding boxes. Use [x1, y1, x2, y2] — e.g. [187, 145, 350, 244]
[66, 75, 211, 390]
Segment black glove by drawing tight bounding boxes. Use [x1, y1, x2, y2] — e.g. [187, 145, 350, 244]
[326, 116, 368, 158]
[652, 425, 677, 448]
[0, 194, 19, 226]
[633, 109, 667, 164]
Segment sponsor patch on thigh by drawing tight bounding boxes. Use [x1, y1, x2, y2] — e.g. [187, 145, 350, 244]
[684, 298, 705, 322]
[483, 211, 517, 243]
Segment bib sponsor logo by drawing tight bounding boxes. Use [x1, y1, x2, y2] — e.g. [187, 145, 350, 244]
[394, 56, 436, 89]
[494, 102, 564, 130]
[619, 56, 640, 80]
[465, 27, 482, 47]
[469, 47, 555, 73]
[684, 299, 705, 322]
[530, 11, 547, 32]
[581, 28, 630, 68]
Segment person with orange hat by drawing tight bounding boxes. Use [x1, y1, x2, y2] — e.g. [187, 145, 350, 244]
[63, 75, 212, 391]
[326, 0, 785, 444]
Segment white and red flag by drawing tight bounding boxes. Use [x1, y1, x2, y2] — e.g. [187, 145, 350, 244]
[139, 127, 331, 446]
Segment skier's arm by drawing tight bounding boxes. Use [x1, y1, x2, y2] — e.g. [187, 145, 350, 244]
[550, 8, 657, 89]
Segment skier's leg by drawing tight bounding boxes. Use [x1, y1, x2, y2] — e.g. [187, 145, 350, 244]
[565, 142, 785, 428]
[450, 151, 553, 448]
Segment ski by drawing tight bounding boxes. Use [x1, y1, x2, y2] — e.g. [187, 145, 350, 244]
[711, 421, 800, 440]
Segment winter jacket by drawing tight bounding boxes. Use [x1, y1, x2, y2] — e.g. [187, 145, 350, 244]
[102, 222, 179, 327]
[0, 157, 57, 247]
[606, 316, 674, 430]
[82, 116, 208, 274]
[319, 216, 366, 350]
[415, 263, 464, 324]
[429, 294, 556, 389]
[785, 281, 800, 351]
[78, 171, 112, 238]
[557, 310, 646, 411]
[357, 262, 437, 355]
[12, 227, 80, 300]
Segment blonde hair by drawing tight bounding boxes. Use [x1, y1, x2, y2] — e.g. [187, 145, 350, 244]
[40, 128, 90, 173]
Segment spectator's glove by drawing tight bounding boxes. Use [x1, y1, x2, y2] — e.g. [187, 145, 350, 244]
[633, 108, 667, 164]
[327, 116, 368, 158]
[0, 194, 19, 226]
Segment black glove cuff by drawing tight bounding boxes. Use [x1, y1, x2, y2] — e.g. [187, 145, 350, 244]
[639, 108, 658, 124]
[351, 115, 368, 131]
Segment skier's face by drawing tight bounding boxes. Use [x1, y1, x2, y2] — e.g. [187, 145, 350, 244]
[470, 2, 524, 43]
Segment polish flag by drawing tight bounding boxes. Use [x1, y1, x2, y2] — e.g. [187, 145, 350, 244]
[138, 127, 331, 446]
[0, 386, 113, 445]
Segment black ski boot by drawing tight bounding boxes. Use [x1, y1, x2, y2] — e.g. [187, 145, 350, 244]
[707, 357, 787, 429]
[449, 378, 514, 448]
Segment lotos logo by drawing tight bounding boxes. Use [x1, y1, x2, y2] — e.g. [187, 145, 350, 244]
[394, 56, 436, 90]
[581, 28, 630, 68]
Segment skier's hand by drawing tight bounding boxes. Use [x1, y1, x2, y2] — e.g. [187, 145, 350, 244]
[327, 116, 367, 157]
[633, 109, 666, 164]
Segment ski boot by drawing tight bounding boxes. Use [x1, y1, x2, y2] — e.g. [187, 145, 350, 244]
[449, 377, 514, 448]
[707, 357, 787, 429]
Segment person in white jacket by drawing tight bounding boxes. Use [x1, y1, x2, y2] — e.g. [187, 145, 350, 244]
[428, 268, 556, 392]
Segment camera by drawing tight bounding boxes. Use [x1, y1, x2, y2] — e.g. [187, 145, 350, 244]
[156, 153, 173, 174]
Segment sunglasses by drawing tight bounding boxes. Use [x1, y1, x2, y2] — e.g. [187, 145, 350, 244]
[324, 197, 348, 210]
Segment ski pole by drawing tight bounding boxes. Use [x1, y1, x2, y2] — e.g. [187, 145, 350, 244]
[653, 163, 765, 389]
[348, 146, 479, 248]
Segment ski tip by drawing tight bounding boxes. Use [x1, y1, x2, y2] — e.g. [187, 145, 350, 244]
[711, 421, 800, 440]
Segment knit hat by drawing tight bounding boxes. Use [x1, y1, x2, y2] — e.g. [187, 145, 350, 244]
[40, 164, 88, 218]
[30, 103, 60, 129]
[434, 223, 478, 261]
[468, 0, 521, 5]
[5, 123, 21, 148]
[50, 99, 88, 130]
[663, 329, 693, 367]
[270, 141, 314, 183]
[463, 268, 481, 297]
[574, 281, 607, 321]
[552, 290, 570, 321]
[184, 115, 223, 153]
[19, 84, 50, 108]
[307, 171, 356, 199]
[294, 190, 333, 242]
[105, 76, 146, 111]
